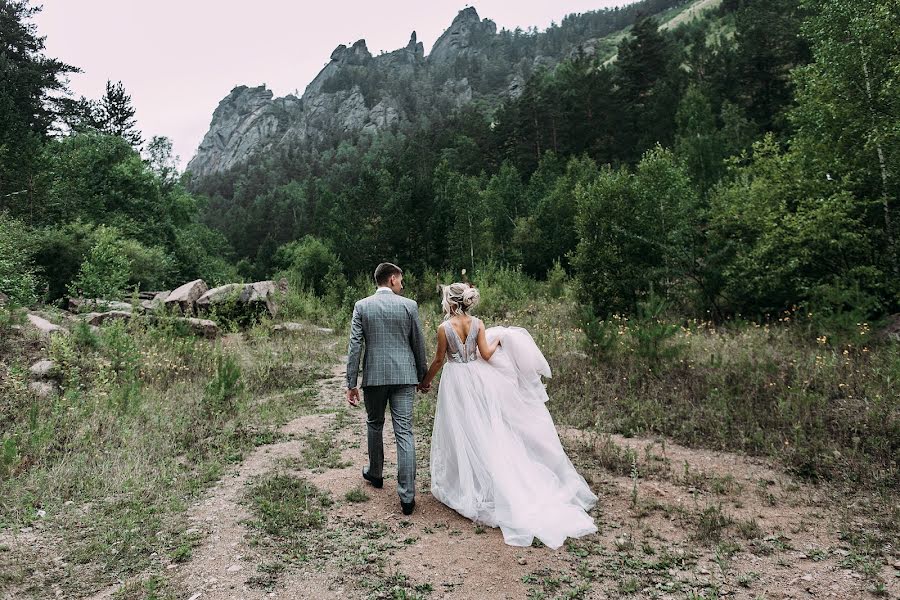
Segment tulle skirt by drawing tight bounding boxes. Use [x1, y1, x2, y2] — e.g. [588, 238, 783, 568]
[430, 327, 598, 549]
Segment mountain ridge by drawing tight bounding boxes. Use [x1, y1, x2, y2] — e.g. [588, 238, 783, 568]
[186, 1, 706, 180]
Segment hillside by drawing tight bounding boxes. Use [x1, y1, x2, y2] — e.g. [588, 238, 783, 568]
[185, 0, 719, 180]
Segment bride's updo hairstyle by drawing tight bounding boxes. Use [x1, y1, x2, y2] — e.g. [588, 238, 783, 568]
[441, 282, 480, 317]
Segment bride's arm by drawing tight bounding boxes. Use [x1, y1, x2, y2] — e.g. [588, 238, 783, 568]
[420, 326, 448, 390]
[476, 322, 501, 361]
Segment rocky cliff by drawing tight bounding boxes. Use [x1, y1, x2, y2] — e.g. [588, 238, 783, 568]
[186, 2, 699, 180]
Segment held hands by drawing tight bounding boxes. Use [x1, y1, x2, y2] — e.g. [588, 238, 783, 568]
[346, 387, 360, 407]
[417, 381, 431, 393]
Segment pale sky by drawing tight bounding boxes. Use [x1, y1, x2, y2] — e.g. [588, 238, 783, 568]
[35, 1, 635, 168]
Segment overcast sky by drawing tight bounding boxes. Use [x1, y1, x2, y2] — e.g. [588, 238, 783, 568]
[35, 1, 635, 168]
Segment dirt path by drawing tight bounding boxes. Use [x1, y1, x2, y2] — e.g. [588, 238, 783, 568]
[160, 362, 544, 600]
[142, 357, 899, 600]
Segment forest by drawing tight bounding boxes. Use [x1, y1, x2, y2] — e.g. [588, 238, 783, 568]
[2, 0, 897, 327]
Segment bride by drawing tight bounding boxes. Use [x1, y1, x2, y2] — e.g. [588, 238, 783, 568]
[418, 282, 597, 549]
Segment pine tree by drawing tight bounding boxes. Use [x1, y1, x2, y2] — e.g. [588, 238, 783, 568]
[729, 0, 811, 134]
[0, 0, 76, 200]
[97, 80, 143, 147]
[613, 16, 681, 162]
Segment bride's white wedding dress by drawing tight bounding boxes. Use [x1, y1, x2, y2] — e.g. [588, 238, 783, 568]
[430, 317, 598, 549]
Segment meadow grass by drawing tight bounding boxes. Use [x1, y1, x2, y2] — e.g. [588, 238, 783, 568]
[0, 307, 339, 597]
[393, 268, 898, 498]
[405, 269, 898, 558]
[1, 267, 897, 594]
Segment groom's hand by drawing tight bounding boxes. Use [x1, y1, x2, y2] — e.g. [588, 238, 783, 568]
[347, 387, 360, 406]
[417, 382, 431, 393]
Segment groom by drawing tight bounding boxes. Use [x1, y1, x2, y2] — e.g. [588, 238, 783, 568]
[346, 262, 428, 515]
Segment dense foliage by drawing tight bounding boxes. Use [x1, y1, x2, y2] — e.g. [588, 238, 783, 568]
[189, 0, 897, 322]
[0, 0, 897, 324]
[0, 1, 235, 304]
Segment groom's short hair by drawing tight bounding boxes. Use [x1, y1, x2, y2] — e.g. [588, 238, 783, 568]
[374, 262, 403, 286]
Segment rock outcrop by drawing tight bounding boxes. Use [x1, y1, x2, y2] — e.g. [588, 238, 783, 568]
[273, 322, 335, 335]
[64, 278, 285, 330]
[180, 317, 219, 339]
[187, 86, 300, 176]
[165, 279, 209, 314]
[186, 9, 507, 180]
[29, 381, 58, 399]
[195, 280, 283, 318]
[877, 314, 900, 343]
[68, 298, 133, 313]
[27, 314, 68, 338]
[186, 3, 705, 181]
[141, 291, 170, 312]
[428, 7, 497, 65]
[29, 359, 56, 379]
[81, 310, 133, 327]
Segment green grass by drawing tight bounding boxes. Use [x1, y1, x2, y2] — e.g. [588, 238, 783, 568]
[244, 473, 427, 597]
[3, 272, 898, 595]
[247, 473, 332, 537]
[301, 429, 350, 471]
[345, 486, 370, 503]
[246, 561, 286, 590]
[509, 302, 898, 560]
[413, 278, 899, 560]
[112, 575, 179, 600]
[0, 307, 338, 598]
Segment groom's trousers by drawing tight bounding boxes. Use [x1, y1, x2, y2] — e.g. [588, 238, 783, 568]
[362, 384, 416, 504]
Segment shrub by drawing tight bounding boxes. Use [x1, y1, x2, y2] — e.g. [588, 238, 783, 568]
[581, 310, 623, 361]
[546, 260, 568, 300]
[274, 236, 344, 298]
[66, 226, 132, 300]
[31, 220, 97, 302]
[629, 293, 683, 365]
[120, 238, 175, 291]
[573, 148, 701, 317]
[171, 222, 239, 287]
[470, 261, 537, 318]
[0, 213, 38, 305]
[203, 352, 244, 417]
[803, 280, 883, 348]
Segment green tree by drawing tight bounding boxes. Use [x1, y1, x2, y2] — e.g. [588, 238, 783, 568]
[708, 136, 885, 316]
[433, 161, 490, 273]
[792, 0, 899, 270]
[0, 0, 76, 199]
[516, 154, 599, 276]
[32, 219, 97, 301]
[97, 80, 143, 147]
[728, 0, 811, 134]
[481, 162, 525, 263]
[41, 133, 169, 242]
[573, 147, 703, 316]
[120, 238, 174, 291]
[0, 212, 38, 304]
[274, 235, 344, 298]
[144, 135, 180, 190]
[675, 84, 724, 195]
[69, 81, 144, 147]
[614, 17, 682, 162]
[67, 226, 132, 300]
[171, 223, 238, 287]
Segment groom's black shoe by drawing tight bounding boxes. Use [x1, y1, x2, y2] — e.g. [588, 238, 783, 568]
[362, 468, 383, 489]
[401, 499, 416, 516]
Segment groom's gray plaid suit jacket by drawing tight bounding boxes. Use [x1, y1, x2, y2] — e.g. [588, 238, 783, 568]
[346, 289, 428, 389]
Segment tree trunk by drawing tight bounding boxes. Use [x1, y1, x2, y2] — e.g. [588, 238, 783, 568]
[860, 43, 895, 266]
[468, 210, 475, 274]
